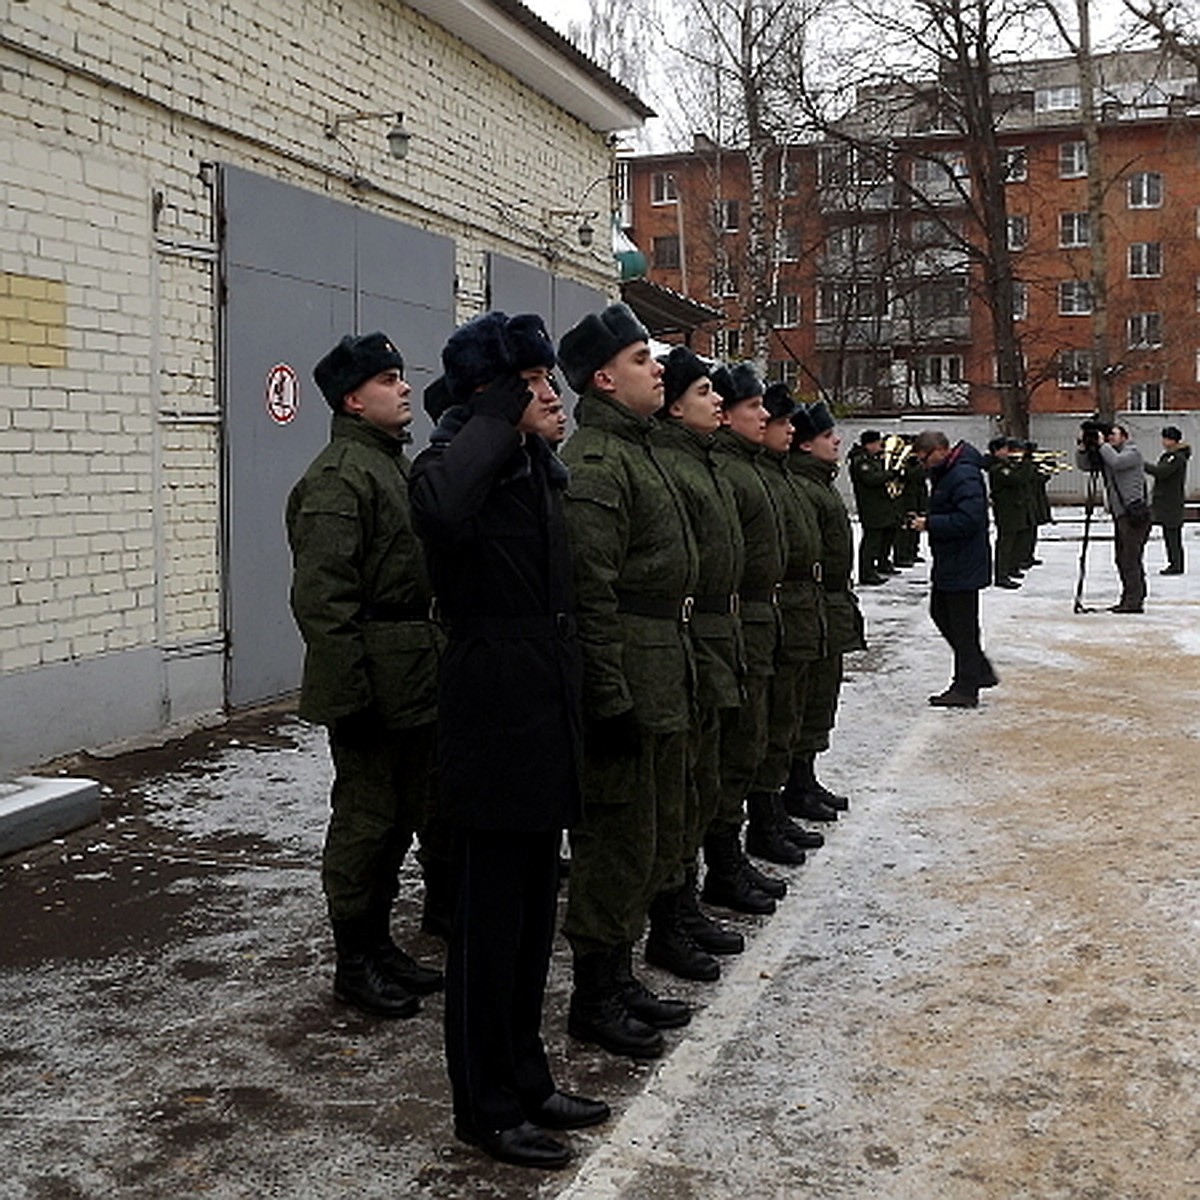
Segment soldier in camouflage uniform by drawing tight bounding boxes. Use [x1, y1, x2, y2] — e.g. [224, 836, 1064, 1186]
[986, 436, 1029, 588]
[647, 347, 747, 981]
[557, 304, 699, 1060]
[849, 431, 898, 584]
[744, 383, 829, 861]
[286, 333, 444, 1020]
[704, 365, 791, 916]
[784, 402, 867, 819]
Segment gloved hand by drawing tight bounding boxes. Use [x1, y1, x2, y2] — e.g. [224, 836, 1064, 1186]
[470, 373, 532, 425]
[585, 709, 642, 760]
[333, 707, 383, 750]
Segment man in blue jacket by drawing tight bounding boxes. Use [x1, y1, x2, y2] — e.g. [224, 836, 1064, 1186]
[909, 431, 997, 709]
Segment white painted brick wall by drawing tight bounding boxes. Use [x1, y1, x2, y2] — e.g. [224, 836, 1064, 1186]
[1, 0, 622, 690]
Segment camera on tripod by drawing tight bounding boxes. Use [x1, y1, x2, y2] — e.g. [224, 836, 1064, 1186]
[1078, 418, 1112, 469]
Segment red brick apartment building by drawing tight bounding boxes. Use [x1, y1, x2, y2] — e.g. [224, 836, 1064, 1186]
[625, 48, 1200, 419]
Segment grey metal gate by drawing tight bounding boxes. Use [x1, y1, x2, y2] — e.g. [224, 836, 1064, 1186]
[221, 165, 455, 708]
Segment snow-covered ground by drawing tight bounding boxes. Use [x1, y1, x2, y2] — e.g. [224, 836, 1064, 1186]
[1, 514, 1197, 1198]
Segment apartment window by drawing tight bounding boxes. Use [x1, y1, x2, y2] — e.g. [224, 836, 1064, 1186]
[913, 218, 959, 248]
[712, 328, 740, 359]
[1058, 349, 1092, 387]
[1129, 242, 1163, 278]
[1058, 279, 1093, 314]
[1006, 215, 1029, 251]
[914, 275, 968, 319]
[1037, 85, 1080, 112]
[1059, 211, 1090, 247]
[652, 235, 680, 270]
[912, 151, 968, 184]
[1059, 141, 1087, 178]
[1127, 311, 1163, 348]
[779, 159, 803, 197]
[651, 172, 678, 204]
[1001, 146, 1027, 182]
[777, 227, 803, 262]
[711, 263, 739, 297]
[915, 354, 963, 386]
[1128, 381, 1164, 411]
[1127, 171, 1163, 209]
[818, 144, 852, 186]
[816, 280, 883, 321]
[778, 293, 800, 327]
[1012, 281, 1028, 320]
[716, 199, 740, 232]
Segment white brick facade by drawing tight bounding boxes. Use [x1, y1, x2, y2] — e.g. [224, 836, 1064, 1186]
[0, 0, 635, 770]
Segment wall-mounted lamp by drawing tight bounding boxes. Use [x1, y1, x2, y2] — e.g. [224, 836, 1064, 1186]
[324, 109, 412, 161]
[546, 208, 600, 249]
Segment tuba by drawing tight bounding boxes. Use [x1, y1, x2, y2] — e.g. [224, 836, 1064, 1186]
[882, 434, 912, 498]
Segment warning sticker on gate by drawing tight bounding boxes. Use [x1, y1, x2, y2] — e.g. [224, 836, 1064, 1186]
[265, 363, 300, 425]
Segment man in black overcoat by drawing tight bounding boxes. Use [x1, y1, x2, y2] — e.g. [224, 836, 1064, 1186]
[410, 312, 608, 1169]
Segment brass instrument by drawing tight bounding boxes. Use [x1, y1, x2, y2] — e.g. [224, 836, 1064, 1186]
[882, 433, 913, 498]
[1023, 449, 1072, 475]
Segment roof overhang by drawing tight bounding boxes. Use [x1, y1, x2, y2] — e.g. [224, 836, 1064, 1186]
[622, 277, 723, 338]
[403, 0, 654, 133]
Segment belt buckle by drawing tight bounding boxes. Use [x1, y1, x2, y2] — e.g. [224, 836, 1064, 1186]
[729, 592, 740, 617]
[680, 595, 694, 624]
[813, 562, 823, 584]
[771, 582, 782, 605]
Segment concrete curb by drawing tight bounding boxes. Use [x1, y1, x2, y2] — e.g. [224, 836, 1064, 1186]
[0, 776, 102, 857]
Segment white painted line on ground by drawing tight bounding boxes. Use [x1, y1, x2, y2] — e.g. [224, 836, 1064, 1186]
[557, 710, 941, 1199]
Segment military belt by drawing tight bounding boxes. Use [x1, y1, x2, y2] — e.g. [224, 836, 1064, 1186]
[359, 600, 436, 622]
[616, 593, 695, 623]
[444, 613, 576, 640]
[782, 562, 824, 584]
[740, 583, 782, 606]
[692, 592, 740, 616]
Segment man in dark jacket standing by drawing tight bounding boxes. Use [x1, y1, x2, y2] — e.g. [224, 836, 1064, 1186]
[1145, 425, 1191, 575]
[986, 436, 1029, 589]
[287, 333, 444, 1021]
[410, 312, 607, 1169]
[910, 431, 996, 708]
[849, 430, 898, 584]
[557, 304, 699, 1061]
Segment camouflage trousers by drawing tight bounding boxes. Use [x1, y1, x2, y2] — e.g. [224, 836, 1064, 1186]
[563, 728, 688, 958]
[793, 653, 845, 757]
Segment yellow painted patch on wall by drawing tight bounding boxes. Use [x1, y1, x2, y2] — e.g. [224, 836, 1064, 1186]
[0, 273, 67, 367]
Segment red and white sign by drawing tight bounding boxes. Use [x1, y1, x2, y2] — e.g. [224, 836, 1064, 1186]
[265, 363, 300, 425]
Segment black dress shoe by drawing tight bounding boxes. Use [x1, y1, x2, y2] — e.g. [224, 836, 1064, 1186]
[455, 1120, 571, 1169]
[978, 668, 999, 689]
[928, 688, 978, 708]
[1160, 567, 1183, 575]
[994, 577, 1020, 589]
[1107, 603, 1144, 613]
[528, 1091, 610, 1130]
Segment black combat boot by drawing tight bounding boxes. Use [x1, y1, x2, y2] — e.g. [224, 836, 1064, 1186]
[702, 827, 776, 914]
[365, 906, 444, 995]
[331, 917, 421, 1019]
[796, 754, 850, 812]
[645, 888, 720, 982]
[781, 759, 840, 822]
[677, 869, 743, 955]
[612, 944, 692, 1028]
[567, 950, 666, 1058]
[769, 791, 826, 850]
[745, 792, 807, 866]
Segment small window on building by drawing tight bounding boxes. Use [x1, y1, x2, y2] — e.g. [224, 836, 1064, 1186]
[1058, 349, 1092, 387]
[1127, 172, 1163, 209]
[778, 293, 800, 327]
[1128, 381, 1164, 411]
[651, 172, 678, 205]
[716, 199, 740, 232]
[1001, 146, 1027, 182]
[1059, 211, 1090, 247]
[915, 354, 964, 386]
[1127, 311, 1163, 349]
[1058, 279, 1093, 315]
[711, 264, 739, 297]
[652, 235, 681, 270]
[777, 227, 803, 262]
[1059, 141, 1087, 178]
[1012, 281, 1028, 320]
[1037, 86, 1081, 112]
[1006, 214, 1029, 251]
[712, 328, 741, 359]
[1129, 242, 1163, 278]
[779, 160, 803, 196]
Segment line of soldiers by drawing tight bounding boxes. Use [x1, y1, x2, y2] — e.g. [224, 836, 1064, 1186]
[982, 437, 1055, 588]
[286, 304, 866, 1169]
[847, 430, 929, 584]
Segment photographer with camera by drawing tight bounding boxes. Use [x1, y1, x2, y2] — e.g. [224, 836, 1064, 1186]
[1076, 421, 1151, 613]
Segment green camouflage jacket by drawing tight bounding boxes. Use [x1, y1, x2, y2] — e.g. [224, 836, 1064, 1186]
[561, 390, 699, 732]
[286, 412, 439, 729]
[650, 418, 745, 710]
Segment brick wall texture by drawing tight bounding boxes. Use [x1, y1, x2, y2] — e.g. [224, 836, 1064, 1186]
[1, 0, 616, 681]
